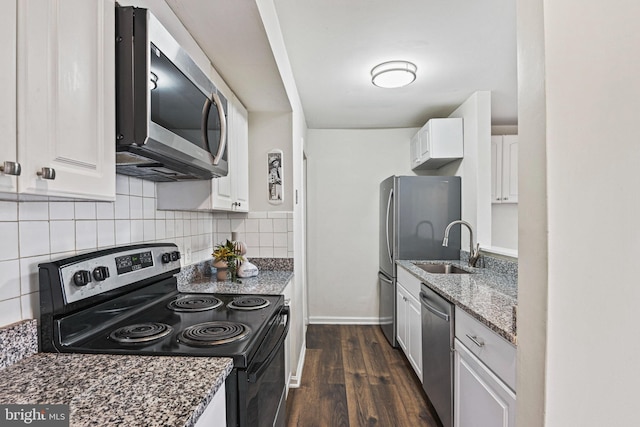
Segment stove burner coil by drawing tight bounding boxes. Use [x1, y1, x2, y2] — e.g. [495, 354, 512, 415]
[167, 295, 223, 312]
[178, 321, 250, 346]
[227, 296, 270, 311]
[109, 322, 173, 344]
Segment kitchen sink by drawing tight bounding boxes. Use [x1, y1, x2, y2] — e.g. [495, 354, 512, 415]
[413, 263, 473, 275]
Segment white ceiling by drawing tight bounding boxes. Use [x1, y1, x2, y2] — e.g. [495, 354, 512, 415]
[167, 0, 517, 129]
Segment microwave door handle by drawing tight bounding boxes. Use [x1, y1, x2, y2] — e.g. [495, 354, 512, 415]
[210, 91, 227, 166]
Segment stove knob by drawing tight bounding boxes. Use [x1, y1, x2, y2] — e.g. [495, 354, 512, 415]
[73, 270, 92, 287]
[171, 251, 181, 261]
[92, 266, 110, 282]
[161, 253, 172, 264]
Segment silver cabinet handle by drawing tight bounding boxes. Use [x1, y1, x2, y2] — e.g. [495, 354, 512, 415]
[37, 167, 56, 180]
[0, 161, 21, 176]
[466, 334, 485, 348]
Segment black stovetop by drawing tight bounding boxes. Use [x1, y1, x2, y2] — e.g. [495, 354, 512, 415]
[53, 280, 284, 368]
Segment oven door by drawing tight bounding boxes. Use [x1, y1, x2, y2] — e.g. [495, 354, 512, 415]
[236, 306, 289, 427]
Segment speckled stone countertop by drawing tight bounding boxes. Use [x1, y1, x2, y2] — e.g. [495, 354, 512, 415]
[397, 260, 518, 345]
[0, 353, 233, 427]
[179, 270, 293, 295]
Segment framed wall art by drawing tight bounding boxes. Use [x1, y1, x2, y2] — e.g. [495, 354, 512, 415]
[267, 149, 283, 205]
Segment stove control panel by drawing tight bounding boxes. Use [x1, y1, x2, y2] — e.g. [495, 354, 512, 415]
[59, 244, 181, 304]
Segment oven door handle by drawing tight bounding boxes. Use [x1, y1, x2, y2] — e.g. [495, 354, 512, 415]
[247, 306, 290, 383]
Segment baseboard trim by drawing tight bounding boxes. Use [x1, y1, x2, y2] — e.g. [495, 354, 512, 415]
[308, 316, 381, 325]
[288, 330, 307, 389]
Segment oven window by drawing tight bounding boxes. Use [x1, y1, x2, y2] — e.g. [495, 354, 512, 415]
[149, 43, 227, 162]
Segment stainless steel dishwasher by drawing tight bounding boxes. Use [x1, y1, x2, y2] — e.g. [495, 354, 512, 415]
[420, 284, 455, 427]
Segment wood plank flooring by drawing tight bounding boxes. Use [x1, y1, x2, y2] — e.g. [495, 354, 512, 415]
[286, 324, 441, 427]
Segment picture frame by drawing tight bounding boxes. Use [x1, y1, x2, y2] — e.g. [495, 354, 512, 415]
[267, 149, 283, 205]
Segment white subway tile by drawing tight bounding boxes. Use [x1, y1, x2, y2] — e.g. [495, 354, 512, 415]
[97, 220, 115, 248]
[231, 219, 244, 233]
[155, 209, 166, 219]
[166, 220, 175, 238]
[75, 221, 97, 251]
[183, 219, 191, 237]
[0, 298, 22, 327]
[259, 247, 274, 257]
[0, 222, 19, 260]
[246, 246, 259, 258]
[116, 174, 130, 195]
[115, 220, 131, 245]
[247, 212, 267, 219]
[19, 201, 49, 221]
[143, 220, 156, 241]
[273, 247, 288, 258]
[175, 211, 183, 219]
[50, 221, 76, 253]
[267, 212, 288, 219]
[0, 260, 20, 300]
[19, 254, 49, 294]
[288, 219, 294, 231]
[19, 221, 49, 257]
[273, 219, 287, 232]
[21, 292, 39, 320]
[96, 202, 115, 220]
[259, 219, 273, 233]
[142, 179, 155, 198]
[130, 220, 144, 243]
[274, 233, 288, 248]
[156, 220, 166, 240]
[175, 218, 184, 237]
[129, 196, 143, 219]
[243, 219, 258, 233]
[217, 219, 231, 233]
[129, 177, 143, 196]
[204, 219, 212, 234]
[49, 202, 75, 220]
[165, 211, 175, 220]
[114, 194, 130, 219]
[143, 198, 155, 219]
[243, 232, 260, 247]
[288, 232, 294, 251]
[0, 201, 18, 221]
[259, 233, 274, 247]
[74, 202, 96, 220]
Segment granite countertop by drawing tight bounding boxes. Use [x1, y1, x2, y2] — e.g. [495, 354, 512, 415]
[397, 260, 517, 345]
[180, 270, 293, 295]
[0, 353, 233, 427]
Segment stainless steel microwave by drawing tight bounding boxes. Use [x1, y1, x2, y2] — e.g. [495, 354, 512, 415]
[115, 6, 228, 181]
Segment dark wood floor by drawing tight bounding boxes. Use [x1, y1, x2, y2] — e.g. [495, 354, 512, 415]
[285, 324, 441, 427]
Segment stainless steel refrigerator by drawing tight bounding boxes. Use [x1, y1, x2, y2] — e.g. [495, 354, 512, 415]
[378, 175, 461, 347]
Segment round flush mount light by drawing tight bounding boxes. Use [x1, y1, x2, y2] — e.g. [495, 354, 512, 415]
[371, 60, 417, 88]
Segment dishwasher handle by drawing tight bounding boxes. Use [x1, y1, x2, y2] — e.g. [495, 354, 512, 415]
[420, 291, 450, 322]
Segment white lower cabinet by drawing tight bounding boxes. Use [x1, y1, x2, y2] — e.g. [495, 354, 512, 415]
[194, 382, 226, 427]
[454, 307, 516, 427]
[396, 277, 422, 380]
[454, 341, 516, 427]
[282, 281, 293, 393]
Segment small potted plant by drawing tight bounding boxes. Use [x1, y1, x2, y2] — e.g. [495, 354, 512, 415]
[212, 240, 242, 282]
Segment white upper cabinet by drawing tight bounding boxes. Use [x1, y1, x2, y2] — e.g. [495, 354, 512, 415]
[491, 135, 518, 204]
[157, 94, 250, 212]
[3, 0, 115, 200]
[411, 118, 463, 170]
[0, 0, 18, 194]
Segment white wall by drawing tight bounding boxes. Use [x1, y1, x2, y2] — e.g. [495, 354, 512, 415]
[518, 0, 640, 426]
[491, 203, 518, 250]
[305, 128, 417, 323]
[437, 91, 492, 250]
[248, 112, 294, 212]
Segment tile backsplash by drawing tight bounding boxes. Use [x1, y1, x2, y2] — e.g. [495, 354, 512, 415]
[0, 175, 293, 328]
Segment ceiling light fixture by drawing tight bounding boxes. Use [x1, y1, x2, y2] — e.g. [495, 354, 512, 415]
[371, 60, 417, 88]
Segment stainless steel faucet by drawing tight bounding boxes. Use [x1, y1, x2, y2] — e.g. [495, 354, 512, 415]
[442, 220, 481, 267]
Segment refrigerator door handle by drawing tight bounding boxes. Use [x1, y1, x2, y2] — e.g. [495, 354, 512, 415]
[386, 188, 394, 264]
[378, 272, 392, 284]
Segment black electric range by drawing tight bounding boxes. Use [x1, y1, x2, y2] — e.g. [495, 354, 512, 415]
[38, 243, 288, 427]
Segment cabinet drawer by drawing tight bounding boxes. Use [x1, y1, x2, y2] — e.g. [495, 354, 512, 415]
[455, 307, 516, 391]
[397, 265, 421, 298]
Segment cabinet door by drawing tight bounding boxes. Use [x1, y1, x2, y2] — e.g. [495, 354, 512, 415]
[419, 125, 431, 160]
[501, 136, 518, 203]
[407, 293, 423, 379]
[17, 0, 115, 200]
[212, 95, 234, 210]
[410, 132, 421, 167]
[491, 136, 503, 203]
[454, 341, 516, 427]
[0, 0, 18, 194]
[396, 284, 408, 352]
